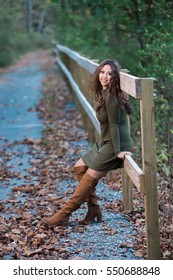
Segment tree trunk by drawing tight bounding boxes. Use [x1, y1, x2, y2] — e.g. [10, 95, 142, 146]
[132, 0, 145, 50]
[26, 0, 32, 32]
[37, 5, 48, 33]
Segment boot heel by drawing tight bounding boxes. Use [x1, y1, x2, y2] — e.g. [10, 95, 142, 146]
[96, 212, 102, 223]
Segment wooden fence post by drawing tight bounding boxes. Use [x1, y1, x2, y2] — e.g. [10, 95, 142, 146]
[121, 169, 133, 210]
[140, 79, 160, 259]
[121, 112, 133, 211]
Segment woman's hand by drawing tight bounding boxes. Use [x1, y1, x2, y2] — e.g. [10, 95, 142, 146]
[117, 151, 133, 159]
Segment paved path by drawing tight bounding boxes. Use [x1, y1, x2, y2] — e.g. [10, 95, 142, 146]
[0, 65, 44, 200]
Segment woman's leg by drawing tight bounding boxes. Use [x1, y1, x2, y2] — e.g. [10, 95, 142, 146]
[87, 168, 107, 180]
[74, 158, 88, 181]
[74, 157, 107, 180]
[74, 158, 106, 224]
[79, 168, 106, 224]
[74, 158, 86, 168]
[43, 168, 106, 226]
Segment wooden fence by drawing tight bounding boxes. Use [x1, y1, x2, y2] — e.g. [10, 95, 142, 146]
[53, 43, 160, 260]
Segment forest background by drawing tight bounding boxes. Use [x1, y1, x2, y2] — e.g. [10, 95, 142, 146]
[0, 0, 172, 184]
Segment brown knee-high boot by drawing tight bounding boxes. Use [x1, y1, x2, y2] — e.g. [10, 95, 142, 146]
[43, 173, 98, 226]
[74, 166, 102, 225]
[74, 165, 88, 182]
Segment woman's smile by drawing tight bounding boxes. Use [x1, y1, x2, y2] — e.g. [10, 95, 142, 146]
[99, 64, 112, 90]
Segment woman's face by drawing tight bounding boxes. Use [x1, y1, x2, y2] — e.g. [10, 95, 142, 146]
[99, 64, 112, 90]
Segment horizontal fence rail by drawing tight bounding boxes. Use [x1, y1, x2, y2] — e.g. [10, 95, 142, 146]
[53, 43, 160, 260]
[55, 51, 100, 134]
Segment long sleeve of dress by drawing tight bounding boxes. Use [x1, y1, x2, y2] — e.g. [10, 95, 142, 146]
[105, 95, 121, 156]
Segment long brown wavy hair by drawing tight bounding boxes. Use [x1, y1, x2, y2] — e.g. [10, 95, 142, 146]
[90, 59, 132, 114]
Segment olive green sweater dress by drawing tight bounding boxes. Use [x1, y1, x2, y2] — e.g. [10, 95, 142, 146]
[82, 92, 133, 172]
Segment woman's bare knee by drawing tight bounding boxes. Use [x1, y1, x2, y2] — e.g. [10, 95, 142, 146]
[74, 158, 86, 168]
[87, 168, 107, 180]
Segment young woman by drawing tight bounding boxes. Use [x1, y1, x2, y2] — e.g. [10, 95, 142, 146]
[43, 59, 133, 226]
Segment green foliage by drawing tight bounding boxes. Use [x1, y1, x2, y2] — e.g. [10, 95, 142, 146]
[157, 144, 172, 177]
[0, 1, 18, 66]
[136, 13, 173, 142]
[0, 0, 53, 67]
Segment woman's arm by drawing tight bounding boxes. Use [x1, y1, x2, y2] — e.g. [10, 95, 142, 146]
[105, 95, 132, 159]
[105, 95, 121, 156]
